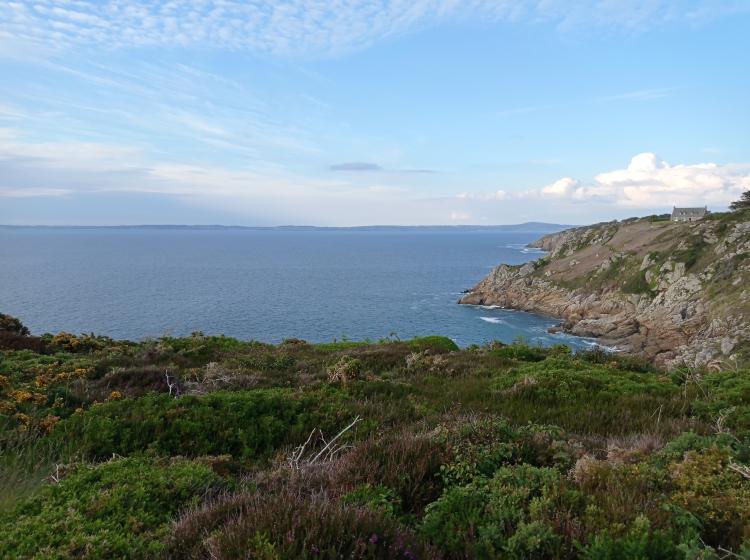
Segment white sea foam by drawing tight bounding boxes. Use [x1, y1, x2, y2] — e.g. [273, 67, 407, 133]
[480, 316, 506, 324]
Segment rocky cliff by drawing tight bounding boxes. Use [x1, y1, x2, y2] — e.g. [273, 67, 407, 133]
[460, 212, 750, 369]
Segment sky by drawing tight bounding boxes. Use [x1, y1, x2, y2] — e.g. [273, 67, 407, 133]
[0, 0, 749, 226]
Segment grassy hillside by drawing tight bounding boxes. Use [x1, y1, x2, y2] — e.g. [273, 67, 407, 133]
[531, 210, 750, 321]
[1, 323, 750, 558]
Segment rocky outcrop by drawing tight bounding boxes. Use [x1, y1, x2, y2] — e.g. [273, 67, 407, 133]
[460, 214, 750, 369]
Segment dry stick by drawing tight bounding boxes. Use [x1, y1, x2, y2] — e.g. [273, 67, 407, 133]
[309, 415, 362, 465]
[289, 428, 319, 469]
[50, 464, 62, 484]
[728, 462, 750, 480]
[164, 370, 178, 397]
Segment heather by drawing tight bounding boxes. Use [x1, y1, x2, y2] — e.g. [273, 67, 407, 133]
[1, 316, 749, 558]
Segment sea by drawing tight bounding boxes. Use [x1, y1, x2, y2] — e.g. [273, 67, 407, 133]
[0, 227, 597, 349]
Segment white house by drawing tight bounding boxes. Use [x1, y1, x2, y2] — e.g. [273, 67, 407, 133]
[671, 207, 707, 222]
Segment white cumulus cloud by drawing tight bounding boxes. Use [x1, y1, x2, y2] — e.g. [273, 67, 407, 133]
[541, 177, 580, 197]
[540, 153, 750, 208]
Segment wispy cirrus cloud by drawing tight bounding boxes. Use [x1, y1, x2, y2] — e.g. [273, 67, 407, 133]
[329, 161, 437, 173]
[1, 1, 746, 57]
[330, 162, 383, 172]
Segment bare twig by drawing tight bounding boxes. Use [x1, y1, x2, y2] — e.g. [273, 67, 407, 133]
[728, 462, 750, 480]
[309, 415, 361, 465]
[50, 464, 62, 484]
[286, 416, 362, 469]
[164, 370, 179, 397]
[714, 406, 737, 434]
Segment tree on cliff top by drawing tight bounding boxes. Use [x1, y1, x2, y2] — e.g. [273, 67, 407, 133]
[730, 190, 750, 211]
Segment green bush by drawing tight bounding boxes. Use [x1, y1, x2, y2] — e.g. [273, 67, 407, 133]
[51, 389, 353, 461]
[422, 464, 581, 558]
[492, 359, 676, 401]
[621, 270, 653, 296]
[438, 417, 575, 488]
[409, 336, 460, 353]
[0, 457, 223, 559]
[343, 483, 402, 518]
[690, 369, 750, 432]
[657, 432, 750, 465]
[667, 447, 750, 549]
[581, 516, 683, 560]
[490, 343, 547, 362]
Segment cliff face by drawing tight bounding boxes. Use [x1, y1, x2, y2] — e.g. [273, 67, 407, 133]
[460, 212, 750, 369]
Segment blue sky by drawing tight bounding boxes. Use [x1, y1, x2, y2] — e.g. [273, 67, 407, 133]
[0, 1, 748, 225]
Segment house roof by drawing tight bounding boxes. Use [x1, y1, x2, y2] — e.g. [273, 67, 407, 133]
[672, 207, 707, 217]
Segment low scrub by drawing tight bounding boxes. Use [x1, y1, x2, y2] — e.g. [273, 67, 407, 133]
[2, 330, 750, 558]
[0, 457, 224, 559]
[51, 389, 355, 461]
[168, 491, 440, 560]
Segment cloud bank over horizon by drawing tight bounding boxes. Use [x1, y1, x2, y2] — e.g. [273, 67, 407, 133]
[1, 128, 746, 225]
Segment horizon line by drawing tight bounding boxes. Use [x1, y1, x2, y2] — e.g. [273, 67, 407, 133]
[0, 222, 575, 229]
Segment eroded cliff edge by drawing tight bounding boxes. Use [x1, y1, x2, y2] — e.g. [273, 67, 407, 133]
[460, 212, 750, 369]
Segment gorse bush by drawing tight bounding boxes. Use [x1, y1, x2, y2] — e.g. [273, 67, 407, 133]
[0, 457, 224, 559]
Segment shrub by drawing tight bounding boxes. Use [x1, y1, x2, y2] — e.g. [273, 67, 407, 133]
[422, 464, 581, 558]
[621, 270, 653, 296]
[51, 389, 354, 461]
[343, 483, 402, 518]
[574, 459, 673, 532]
[0, 313, 30, 336]
[167, 491, 439, 559]
[327, 355, 364, 384]
[409, 336, 460, 353]
[667, 447, 750, 549]
[580, 516, 683, 560]
[657, 432, 750, 465]
[335, 431, 450, 514]
[490, 343, 547, 362]
[437, 417, 576, 488]
[0, 457, 223, 559]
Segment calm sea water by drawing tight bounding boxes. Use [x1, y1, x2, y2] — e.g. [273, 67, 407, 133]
[0, 228, 594, 349]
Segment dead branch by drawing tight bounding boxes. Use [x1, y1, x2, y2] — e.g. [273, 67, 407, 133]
[728, 462, 750, 480]
[286, 416, 362, 469]
[164, 370, 180, 397]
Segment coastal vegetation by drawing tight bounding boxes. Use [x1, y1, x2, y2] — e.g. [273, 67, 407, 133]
[1, 315, 749, 558]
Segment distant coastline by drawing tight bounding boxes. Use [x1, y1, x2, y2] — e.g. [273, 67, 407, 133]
[0, 222, 572, 233]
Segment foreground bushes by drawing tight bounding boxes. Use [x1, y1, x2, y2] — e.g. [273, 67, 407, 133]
[0, 457, 224, 559]
[2, 332, 750, 558]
